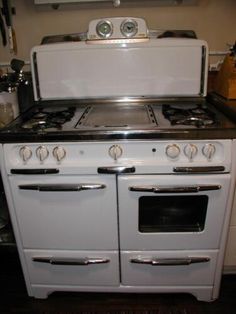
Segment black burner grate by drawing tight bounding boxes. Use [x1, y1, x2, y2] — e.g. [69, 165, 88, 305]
[162, 104, 218, 127]
[22, 107, 76, 131]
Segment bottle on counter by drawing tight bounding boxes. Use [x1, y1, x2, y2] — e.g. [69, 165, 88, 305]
[0, 102, 14, 128]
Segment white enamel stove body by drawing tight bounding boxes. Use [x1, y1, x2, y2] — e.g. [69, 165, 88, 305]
[1, 139, 236, 301]
[1, 17, 234, 302]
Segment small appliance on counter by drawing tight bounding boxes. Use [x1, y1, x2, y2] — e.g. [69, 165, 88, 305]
[0, 58, 31, 126]
[0, 101, 14, 128]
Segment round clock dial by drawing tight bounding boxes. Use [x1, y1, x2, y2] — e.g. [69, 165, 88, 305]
[120, 19, 138, 38]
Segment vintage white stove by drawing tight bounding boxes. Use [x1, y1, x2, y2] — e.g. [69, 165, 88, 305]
[0, 17, 236, 301]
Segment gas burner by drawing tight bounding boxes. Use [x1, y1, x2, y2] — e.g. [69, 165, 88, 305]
[22, 119, 63, 131]
[21, 107, 76, 131]
[162, 104, 217, 128]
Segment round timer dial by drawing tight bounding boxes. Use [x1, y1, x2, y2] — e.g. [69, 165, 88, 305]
[96, 20, 113, 39]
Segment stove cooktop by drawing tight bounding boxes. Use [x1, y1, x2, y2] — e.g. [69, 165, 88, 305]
[1, 100, 235, 142]
[14, 102, 222, 133]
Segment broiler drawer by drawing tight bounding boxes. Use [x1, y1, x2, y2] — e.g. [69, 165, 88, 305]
[121, 250, 218, 286]
[24, 250, 119, 286]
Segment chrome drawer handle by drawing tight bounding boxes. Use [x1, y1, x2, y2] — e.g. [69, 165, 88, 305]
[130, 256, 210, 266]
[32, 256, 110, 266]
[129, 185, 221, 193]
[19, 183, 106, 192]
[11, 168, 59, 175]
[97, 166, 135, 174]
[173, 166, 225, 173]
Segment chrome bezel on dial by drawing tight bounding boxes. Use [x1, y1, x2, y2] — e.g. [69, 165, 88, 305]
[96, 20, 113, 39]
[120, 19, 138, 38]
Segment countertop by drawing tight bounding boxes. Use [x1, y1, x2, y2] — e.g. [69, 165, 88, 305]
[207, 93, 236, 122]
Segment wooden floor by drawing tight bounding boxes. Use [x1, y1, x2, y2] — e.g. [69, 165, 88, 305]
[1, 247, 236, 314]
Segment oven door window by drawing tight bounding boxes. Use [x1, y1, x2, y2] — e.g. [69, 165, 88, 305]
[139, 195, 208, 233]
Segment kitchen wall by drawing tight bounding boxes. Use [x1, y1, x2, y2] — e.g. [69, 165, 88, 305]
[0, 0, 236, 63]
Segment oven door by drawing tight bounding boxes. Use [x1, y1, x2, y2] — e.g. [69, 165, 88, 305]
[9, 175, 118, 250]
[118, 174, 230, 250]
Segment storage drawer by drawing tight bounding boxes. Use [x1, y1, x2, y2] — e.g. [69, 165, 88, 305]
[25, 250, 119, 286]
[121, 250, 218, 286]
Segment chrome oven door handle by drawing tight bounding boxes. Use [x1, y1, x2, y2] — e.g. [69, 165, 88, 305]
[32, 256, 110, 266]
[173, 166, 225, 173]
[18, 184, 106, 192]
[97, 166, 135, 174]
[130, 256, 210, 266]
[129, 185, 221, 193]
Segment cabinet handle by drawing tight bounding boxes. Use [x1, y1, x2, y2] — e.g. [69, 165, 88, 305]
[32, 256, 110, 266]
[11, 168, 59, 175]
[97, 166, 135, 174]
[130, 256, 210, 266]
[129, 185, 221, 193]
[19, 183, 106, 192]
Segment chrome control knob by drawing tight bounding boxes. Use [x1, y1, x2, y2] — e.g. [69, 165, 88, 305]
[166, 144, 180, 159]
[19, 146, 32, 163]
[202, 143, 216, 161]
[184, 144, 198, 161]
[109, 145, 123, 161]
[36, 146, 49, 162]
[53, 146, 66, 162]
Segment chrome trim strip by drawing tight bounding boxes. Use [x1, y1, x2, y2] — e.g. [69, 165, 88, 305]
[200, 45, 207, 96]
[38, 96, 206, 105]
[86, 38, 149, 45]
[33, 52, 41, 100]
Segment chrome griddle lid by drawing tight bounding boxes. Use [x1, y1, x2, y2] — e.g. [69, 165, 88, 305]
[75, 104, 157, 129]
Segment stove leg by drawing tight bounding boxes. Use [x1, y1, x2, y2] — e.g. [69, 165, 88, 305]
[193, 289, 215, 302]
[31, 287, 51, 299]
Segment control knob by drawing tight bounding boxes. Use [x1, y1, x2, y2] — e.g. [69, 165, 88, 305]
[109, 145, 123, 161]
[202, 143, 216, 161]
[36, 146, 49, 162]
[184, 144, 198, 161]
[53, 146, 66, 162]
[19, 146, 32, 163]
[166, 144, 180, 159]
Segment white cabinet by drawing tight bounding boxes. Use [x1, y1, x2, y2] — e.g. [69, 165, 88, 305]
[224, 190, 236, 271]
